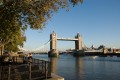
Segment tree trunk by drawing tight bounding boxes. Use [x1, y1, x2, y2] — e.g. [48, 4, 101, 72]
[0, 45, 4, 56]
[0, 47, 1, 56]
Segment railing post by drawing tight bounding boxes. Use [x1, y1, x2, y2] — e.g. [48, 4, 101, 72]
[16, 57, 17, 63]
[8, 64, 11, 80]
[29, 63, 31, 80]
[0, 66, 2, 80]
[45, 61, 48, 79]
[42, 60, 43, 70]
[48, 61, 51, 78]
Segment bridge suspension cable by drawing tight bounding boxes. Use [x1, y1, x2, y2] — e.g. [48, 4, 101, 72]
[32, 39, 51, 52]
[19, 39, 52, 52]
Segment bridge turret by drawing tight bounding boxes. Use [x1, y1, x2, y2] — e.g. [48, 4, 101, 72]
[77, 33, 81, 37]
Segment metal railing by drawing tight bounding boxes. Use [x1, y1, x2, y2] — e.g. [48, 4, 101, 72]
[0, 56, 51, 80]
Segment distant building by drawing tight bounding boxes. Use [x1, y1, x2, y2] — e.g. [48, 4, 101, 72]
[113, 49, 120, 53]
[103, 48, 120, 53]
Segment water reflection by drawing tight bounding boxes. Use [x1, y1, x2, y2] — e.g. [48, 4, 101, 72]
[75, 57, 84, 80]
[49, 58, 58, 74]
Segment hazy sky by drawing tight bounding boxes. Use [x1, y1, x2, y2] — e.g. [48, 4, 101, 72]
[23, 0, 120, 51]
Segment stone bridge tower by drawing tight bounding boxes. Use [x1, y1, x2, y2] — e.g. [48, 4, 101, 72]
[75, 33, 82, 50]
[49, 31, 58, 57]
[50, 31, 57, 50]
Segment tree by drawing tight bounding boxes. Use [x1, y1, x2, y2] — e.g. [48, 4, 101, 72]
[0, 0, 83, 55]
[4, 31, 26, 52]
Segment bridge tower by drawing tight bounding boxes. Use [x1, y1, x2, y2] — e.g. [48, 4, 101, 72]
[49, 31, 58, 57]
[50, 31, 57, 50]
[75, 33, 82, 50]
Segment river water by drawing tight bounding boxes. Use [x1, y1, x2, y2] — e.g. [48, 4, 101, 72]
[33, 54, 120, 80]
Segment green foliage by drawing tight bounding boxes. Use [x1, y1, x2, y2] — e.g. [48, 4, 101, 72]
[69, 0, 83, 6]
[4, 31, 26, 52]
[0, 0, 83, 30]
[0, 0, 83, 52]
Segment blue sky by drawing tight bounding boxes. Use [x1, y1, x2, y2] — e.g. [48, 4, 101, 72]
[24, 0, 120, 51]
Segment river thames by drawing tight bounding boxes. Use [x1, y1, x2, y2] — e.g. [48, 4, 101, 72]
[33, 54, 120, 80]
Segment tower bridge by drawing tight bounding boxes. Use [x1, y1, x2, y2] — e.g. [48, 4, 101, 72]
[49, 31, 82, 57]
[19, 31, 83, 57]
